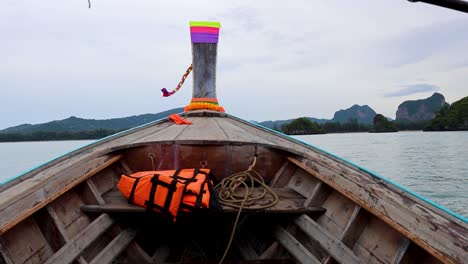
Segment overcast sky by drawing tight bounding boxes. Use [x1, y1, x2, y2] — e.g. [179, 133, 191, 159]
[1, 0, 468, 129]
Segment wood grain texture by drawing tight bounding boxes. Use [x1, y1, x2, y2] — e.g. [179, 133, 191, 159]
[192, 42, 217, 98]
[286, 156, 468, 264]
[179, 117, 227, 141]
[89, 228, 136, 264]
[294, 214, 363, 264]
[1, 217, 55, 264]
[0, 155, 120, 235]
[44, 214, 114, 264]
[274, 226, 321, 264]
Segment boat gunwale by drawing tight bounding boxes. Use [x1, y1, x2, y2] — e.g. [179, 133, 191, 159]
[228, 113, 468, 224]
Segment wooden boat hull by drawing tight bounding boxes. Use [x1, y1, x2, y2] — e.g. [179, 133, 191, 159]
[0, 111, 467, 264]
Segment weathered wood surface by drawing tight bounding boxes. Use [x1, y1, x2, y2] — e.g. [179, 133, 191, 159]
[391, 237, 411, 264]
[286, 156, 468, 264]
[89, 228, 136, 264]
[44, 214, 114, 264]
[0, 155, 121, 235]
[45, 205, 88, 264]
[1, 217, 55, 264]
[274, 226, 321, 264]
[175, 117, 228, 142]
[82, 188, 326, 215]
[192, 43, 217, 98]
[294, 214, 363, 264]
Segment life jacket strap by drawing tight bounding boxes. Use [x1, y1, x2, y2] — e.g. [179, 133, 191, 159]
[145, 174, 178, 218]
[128, 177, 141, 204]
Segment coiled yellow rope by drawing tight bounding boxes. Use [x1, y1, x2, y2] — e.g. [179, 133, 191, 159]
[215, 156, 279, 263]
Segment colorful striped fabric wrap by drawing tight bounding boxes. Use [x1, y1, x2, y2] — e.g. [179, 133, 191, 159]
[190, 21, 221, 43]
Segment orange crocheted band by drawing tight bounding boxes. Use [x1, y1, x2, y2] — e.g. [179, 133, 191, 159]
[184, 98, 225, 112]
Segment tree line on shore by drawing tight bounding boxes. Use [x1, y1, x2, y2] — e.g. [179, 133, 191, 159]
[275, 96, 468, 135]
[0, 96, 465, 141]
[276, 116, 397, 135]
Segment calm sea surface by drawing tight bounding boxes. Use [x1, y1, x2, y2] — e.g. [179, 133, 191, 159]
[0, 140, 94, 184]
[0, 132, 466, 217]
[296, 131, 468, 217]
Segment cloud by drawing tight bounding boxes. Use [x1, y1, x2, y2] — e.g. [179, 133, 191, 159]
[384, 83, 440, 97]
[376, 19, 468, 67]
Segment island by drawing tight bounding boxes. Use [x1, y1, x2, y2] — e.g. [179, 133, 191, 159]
[370, 114, 398, 133]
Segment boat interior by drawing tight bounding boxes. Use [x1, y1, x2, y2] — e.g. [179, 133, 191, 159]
[0, 135, 448, 264]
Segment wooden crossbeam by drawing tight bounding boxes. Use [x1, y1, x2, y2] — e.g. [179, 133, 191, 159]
[274, 226, 320, 264]
[89, 228, 136, 264]
[44, 214, 114, 264]
[294, 215, 363, 264]
[80, 203, 325, 215]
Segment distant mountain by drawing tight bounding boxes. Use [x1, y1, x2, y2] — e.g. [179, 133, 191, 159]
[259, 117, 329, 129]
[396, 93, 448, 123]
[425, 96, 468, 131]
[0, 108, 183, 134]
[259, 105, 378, 129]
[331, 105, 377, 125]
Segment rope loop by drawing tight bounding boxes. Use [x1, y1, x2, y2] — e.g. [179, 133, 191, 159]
[216, 155, 278, 263]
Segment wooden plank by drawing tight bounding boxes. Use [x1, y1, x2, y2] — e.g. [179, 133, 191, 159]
[0, 217, 55, 264]
[89, 229, 136, 264]
[131, 123, 187, 143]
[44, 214, 114, 264]
[45, 206, 88, 264]
[0, 155, 121, 235]
[274, 226, 321, 264]
[0, 238, 14, 264]
[119, 160, 133, 174]
[237, 241, 259, 260]
[340, 206, 370, 247]
[152, 245, 170, 263]
[215, 118, 271, 144]
[303, 182, 332, 207]
[288, 168, 321, 198]
[391, 237, 411, 264]
[86, 188, 325, 215]
[286, 156, 468, 264]
[269, 161, 290, 187]
[259, 242, 280, 259]
[175, 117, 229, 142]
[80, 203, 326, 215]
[85, 180, 106, 205]
[320, 206, 364, 264]
[294, 215, 363, 264]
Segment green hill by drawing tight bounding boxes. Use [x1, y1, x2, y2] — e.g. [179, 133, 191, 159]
[396, 93, 448, 124]
[332, 105, 377, 125]
[424, 96, 468, 131]
[281, 118, 325, 135]
[370, 114, 398, 133]
[0, 108, 183, 142]
[0, 108, 183, 134]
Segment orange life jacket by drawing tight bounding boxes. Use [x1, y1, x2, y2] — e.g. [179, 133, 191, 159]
[118, 168, 217, 221]
[170, 169, 212, 212]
